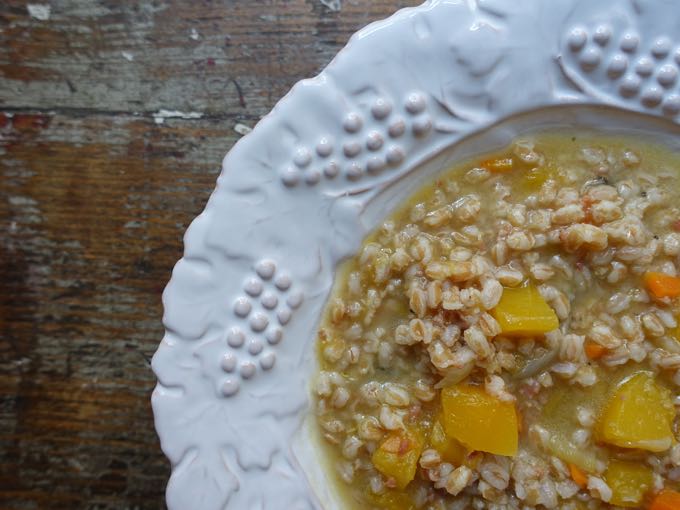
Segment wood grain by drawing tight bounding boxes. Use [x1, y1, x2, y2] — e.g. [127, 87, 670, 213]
[0, 1, 419, 508]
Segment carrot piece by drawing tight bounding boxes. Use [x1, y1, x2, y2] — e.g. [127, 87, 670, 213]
[584, 341, 607, 360]
[481, 157, 514, 173]
[569, 463, 588, 488]
[649, 489, 680, 510]
[644, 272, 680, 299]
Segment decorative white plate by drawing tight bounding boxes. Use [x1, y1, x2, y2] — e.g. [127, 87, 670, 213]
[151, 0, 680, 508]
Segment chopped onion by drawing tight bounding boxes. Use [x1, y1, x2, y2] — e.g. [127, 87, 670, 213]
[435, 362, 474, 389]
[514, 348, 558, 380]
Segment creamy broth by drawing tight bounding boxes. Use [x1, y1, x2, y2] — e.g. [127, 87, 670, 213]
[313, 134, 680, 510]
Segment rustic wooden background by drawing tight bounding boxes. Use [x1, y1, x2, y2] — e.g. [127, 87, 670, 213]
[0, 1, 418, 508]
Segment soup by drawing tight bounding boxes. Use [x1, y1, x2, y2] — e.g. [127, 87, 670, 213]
[313, 134, 680, 509]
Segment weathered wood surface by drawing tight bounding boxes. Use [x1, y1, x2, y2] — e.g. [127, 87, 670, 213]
[0, 1, 418, 508]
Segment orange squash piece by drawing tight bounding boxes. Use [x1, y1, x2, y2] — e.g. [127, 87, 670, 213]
[604, 460, 654, 507]
[596, 372, 675, 452]
[428, 416, 466, 465]
[492, 283, 559, 337]
[441, 384, 518, 456]
[430, 416, 467, 466]
[371, 428, 424, 489]
[367, 491, 416, 510]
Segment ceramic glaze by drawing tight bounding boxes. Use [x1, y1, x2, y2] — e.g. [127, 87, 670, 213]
[151, 0, 680, 508]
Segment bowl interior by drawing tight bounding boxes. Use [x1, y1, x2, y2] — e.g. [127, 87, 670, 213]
[292, 103, 680, 510]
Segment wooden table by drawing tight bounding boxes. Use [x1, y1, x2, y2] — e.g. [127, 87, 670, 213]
[0, 1, 418, 508]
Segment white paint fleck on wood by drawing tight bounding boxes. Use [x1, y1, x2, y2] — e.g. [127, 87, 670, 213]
[234, 123, 252, 136]
[27, 3, 51, 20]
[319, 0, 342, 11]
[153, 109, 204, 125]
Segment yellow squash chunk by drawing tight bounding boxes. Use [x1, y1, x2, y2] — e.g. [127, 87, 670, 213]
[429, 416, 466, 465]
[492, 283, 559, 336]
[596, 372, 675, 452]
[371, 428, 424, 489]
[604, 460, 654, 508]
[366, 491, 416, 510]
[441, 384, 518, 456]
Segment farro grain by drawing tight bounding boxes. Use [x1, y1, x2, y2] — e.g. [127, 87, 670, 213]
[454, 194, 482, 223]
[642, 312, 666, 337]
[420, 449, 442, 470]
[464, 326, 493, 359]
[381, 383, 411, 407]
[342, 436, 363, 460]
[495, 266, 525, 287]
[377, 341, 394, 369]
[379, 405, 403, 431]
[413, 379, 437, 402]
[506, 229, 536, 251]
[357, 416, 383, 441]
[444, 466, 474, 496]
[587, 476, 612, 503]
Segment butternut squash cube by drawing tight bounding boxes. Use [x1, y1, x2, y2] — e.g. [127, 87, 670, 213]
[492, 283, 559, 336]
[441, 384, 518, 456]
[371, 428, 424, 489]
[429, 416, 466, 465]
[596, 372, 675, 452]
[604, 460, 654, 507]
[367, 491, 416, 510]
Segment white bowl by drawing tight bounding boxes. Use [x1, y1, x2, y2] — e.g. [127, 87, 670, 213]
[151, 1, 680, 508]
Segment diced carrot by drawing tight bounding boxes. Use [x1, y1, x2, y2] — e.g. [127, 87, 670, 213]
[481, 157, 514, 173]
[584, 341, 607, 360]
[569, 463, 588, 488]
[649, 489, 680, 510]
[644, 272, 680, 299]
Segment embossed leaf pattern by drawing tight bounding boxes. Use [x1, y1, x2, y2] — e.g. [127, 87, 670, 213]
[165, 448, 239, 510]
